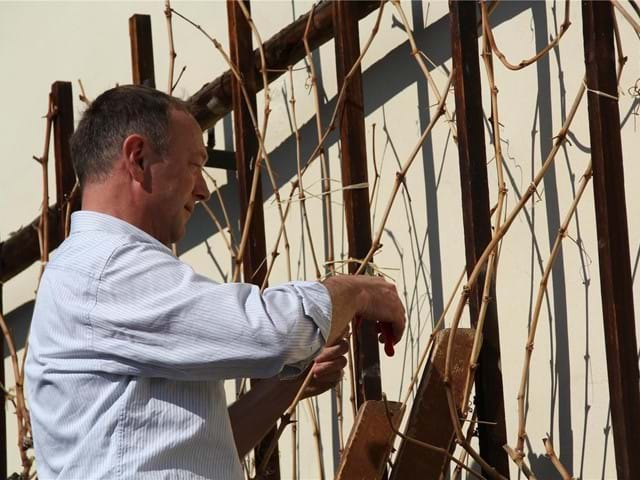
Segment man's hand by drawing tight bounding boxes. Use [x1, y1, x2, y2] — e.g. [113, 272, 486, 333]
[322, 275, 406, 346]
[303, 338, 349, 398]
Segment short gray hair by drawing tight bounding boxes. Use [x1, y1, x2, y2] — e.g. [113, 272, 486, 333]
[70, 85, 191, 185]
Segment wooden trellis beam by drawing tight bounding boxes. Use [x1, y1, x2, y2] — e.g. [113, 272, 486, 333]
[189, 0, 379, 130]
[1, 287, 6, 479]
[51, 81, 77, 241]
[226, 1, 278, 478]
[448, 1, 510, 476]
[129, 14, 156, 88]
[582, 2, 640, 478]
[333, 0, 382, 407]
[0, 208, 59, 284]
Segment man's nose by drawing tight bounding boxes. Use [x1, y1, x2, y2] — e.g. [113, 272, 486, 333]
[195, 171, 211, 202]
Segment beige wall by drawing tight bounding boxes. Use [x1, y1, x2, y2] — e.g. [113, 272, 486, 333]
[2, 1, 639, 478]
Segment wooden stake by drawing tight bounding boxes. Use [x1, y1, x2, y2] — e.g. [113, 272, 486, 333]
[449, 1, 509, 476]
[129, 14, 156, 88]
[333, 0, 381, 407]
[582, 2, 640, 478]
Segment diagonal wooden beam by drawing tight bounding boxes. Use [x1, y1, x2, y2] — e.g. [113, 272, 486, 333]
[582, 2, 640, 478]
[448, 1, 509, 476]
[390, 329, 475, 479]
[189, 0, 379, 130]
[0, 207, 59, 284]
[333, 0, 381, 407]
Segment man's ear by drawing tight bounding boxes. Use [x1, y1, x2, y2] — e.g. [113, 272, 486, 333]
[122, 134, 146, 184]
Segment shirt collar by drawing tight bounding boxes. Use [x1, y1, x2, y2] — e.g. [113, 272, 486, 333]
[69, 210, 169, 251]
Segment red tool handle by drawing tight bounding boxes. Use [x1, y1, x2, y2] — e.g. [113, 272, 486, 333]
[354, 317, 396, 357]
[378, 322, 396, 357]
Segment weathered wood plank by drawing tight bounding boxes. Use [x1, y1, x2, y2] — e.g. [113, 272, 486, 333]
[448, 1, 509, 476]
[582, 2, 640, 478]
[0, 207, 59, 284]
[336, 400, 404, 480]
[333, 0, 381, 407]
[390, 328, 475, 480]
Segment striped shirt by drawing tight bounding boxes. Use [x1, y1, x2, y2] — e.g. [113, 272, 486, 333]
[26, 211, 331, 479]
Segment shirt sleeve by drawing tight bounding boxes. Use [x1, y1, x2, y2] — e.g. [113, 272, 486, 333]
[88, 241, 332, 381]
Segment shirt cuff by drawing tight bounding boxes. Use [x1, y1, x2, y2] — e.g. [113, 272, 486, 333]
[291, 281, 332, 343]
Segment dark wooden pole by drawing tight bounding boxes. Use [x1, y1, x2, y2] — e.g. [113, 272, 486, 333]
[333, 0, 381, 407]
[190, 1, 380, 130]
[226, 1, 278, 477]
[51, 81, 77, 242]
[129, 14, 156, 88]
[448, 1, 510, 477]
[1, 286, 6, 479]
[582, 2, 640, 478]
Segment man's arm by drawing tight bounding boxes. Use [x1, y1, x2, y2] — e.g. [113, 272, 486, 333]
[228, 340, 349, 457]
[229, 275, 405, 457]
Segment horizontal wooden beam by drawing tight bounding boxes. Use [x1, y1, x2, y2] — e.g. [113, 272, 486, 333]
[0, 206, 60, 284]
[188, 0, 379, 130]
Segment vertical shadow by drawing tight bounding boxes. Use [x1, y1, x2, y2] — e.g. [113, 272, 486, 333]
[409, 1, 444, 327]
[532, 1, 573, 473]
[549, 2, 594, 477]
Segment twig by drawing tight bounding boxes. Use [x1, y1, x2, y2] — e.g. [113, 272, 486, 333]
[164, 0, 177, 94]
[286, 66, 321, 281]
[391, 1, 458, 142]
[303, 4, 336, 277]
[442, 79, 586, 479]
[303, 399, 326, 480]
[0, 309, 32, 477]
[481, 0, 571, 71]
[353, 73, 453, 277]
[512, 165, 592, 453]
[33, 95, 57, 284]
[459, 0, 511, 410]
[543, 437, 574, 479]
[504, 444, 537, 479]
[612, 0, 640, 34]
[77, 79, 91, 106]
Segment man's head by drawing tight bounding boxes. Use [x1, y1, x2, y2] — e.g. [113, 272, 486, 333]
[71, 85, 210, 245]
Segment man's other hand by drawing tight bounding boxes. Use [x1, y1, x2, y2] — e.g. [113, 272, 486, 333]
[303, 338, 349, 398]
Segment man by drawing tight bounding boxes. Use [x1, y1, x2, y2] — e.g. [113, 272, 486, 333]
[26, 85, 405, 479]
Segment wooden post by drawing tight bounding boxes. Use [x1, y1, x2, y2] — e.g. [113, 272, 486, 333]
[226, 1, 277, 477]
[129, 14, 156, 88]
[448, 1, 510, 476]
[51, 81, 77, 241]
[0, 286, 6, 479]
[333, 0, 381, 407]
[582, 2, 640, 478]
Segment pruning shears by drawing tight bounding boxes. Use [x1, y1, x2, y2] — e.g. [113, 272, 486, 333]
[354, 316, 396, 357]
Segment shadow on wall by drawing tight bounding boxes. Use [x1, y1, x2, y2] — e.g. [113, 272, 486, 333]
[178, 1, 531, 256]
